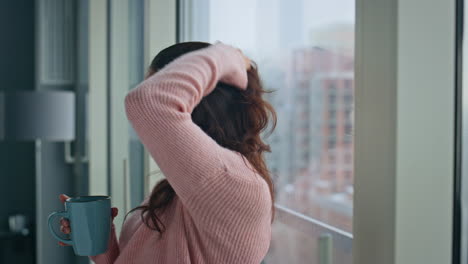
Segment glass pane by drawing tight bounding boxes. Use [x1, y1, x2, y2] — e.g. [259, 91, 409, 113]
[459, 0, 467, 262]
[182, 0, 354, 262]
[107, 0, 145, 225]
[265, 205, 352, 264]
[127, 0, 145, 209]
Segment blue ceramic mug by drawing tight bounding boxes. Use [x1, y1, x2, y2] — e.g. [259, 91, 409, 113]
[48, 196, 111, 256]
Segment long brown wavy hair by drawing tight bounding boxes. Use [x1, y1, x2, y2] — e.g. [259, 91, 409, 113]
[127, 41, 277, 235]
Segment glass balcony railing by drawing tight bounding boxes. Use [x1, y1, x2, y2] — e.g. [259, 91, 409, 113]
[264, 204, 353, 264]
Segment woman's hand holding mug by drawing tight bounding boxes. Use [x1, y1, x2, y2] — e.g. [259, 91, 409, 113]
[48, 194, 118, 256]
[57, 194, 118, 247]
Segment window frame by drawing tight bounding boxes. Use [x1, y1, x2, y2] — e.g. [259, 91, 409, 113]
[87, 0, 177, 238]
[88, 0, 109, 197]
[354, 0, 455, 263]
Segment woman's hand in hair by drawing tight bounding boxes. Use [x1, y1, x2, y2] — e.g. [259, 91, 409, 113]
[214, 41, 251, 71]
[240, 50, 251, 71]
[57, 194, 118, 246]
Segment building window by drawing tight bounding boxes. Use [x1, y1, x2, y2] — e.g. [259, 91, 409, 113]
[329, 94, 337, 105]
[345, 153, 352, 163]
[344, 93, 353, 105]
[345, 124, 353, 136]
[329, 123, 337, 135]
[344, 79, 353, 89]
[329, 82, 337, 93]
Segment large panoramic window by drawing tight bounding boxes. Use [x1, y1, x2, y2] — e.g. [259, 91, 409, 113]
[180, 0, 355, 262]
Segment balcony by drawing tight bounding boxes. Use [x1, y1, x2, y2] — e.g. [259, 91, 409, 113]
[264, 204, 353, 264]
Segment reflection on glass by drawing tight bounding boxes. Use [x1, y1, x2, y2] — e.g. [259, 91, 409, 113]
[183, 0, 354, 262]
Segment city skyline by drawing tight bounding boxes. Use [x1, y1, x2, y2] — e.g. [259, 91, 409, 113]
[189, 1, 355, 262]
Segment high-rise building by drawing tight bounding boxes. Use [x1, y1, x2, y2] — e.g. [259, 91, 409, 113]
[283, 44, 354, 231]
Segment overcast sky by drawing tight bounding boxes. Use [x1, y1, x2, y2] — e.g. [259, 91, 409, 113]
[206, 0, 354, 54]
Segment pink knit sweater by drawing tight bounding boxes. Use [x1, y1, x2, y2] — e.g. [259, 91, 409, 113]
[90, 43, 272, 264]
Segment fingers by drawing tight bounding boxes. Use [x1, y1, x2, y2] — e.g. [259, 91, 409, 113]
[58, 218, 71, 246]
[232, 46, 251, 70]
[213, 41, 251, 69]
[60, 225, 71, 234]
[111, 207, 118, 220]
[59, 194, 70, 204]
[59, 195, 71, 234]
[60, 218, 71, 235]
[244, 55, 252, 71]
[60, 218, 69, 227]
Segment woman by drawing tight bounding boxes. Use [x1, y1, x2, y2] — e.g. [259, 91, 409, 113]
[59, 41, 277, 263]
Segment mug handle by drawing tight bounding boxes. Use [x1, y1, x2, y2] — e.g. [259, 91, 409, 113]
[48, 211, 74, 245]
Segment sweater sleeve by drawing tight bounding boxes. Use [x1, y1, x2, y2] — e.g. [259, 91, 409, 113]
[89, 224, 119, 264]
[124, 43, 248, 204]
